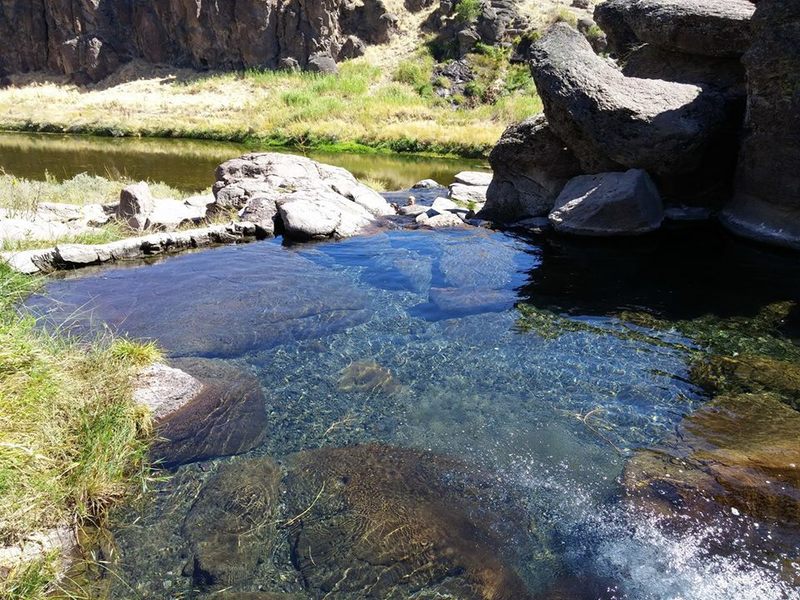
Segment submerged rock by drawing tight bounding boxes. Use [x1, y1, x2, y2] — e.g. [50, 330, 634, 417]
[284, 444, 539, 599]
[548, 170, 664, 236]
[214, 153, 394, 241]
[151, 358, 268, 468]
[338, 360, 402, 395]
[481, 115, 582, 222]
[625, 393, 800, 544]
[721, 0, 800, 250]
[183, 457, 281, 590]
[530, 24, 727, 176]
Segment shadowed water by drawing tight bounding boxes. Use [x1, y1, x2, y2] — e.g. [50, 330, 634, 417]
[24, 227, 800, 599]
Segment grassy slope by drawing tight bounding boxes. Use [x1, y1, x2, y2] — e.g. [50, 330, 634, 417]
[0, 60, 541, 158]
[0, 265, 162, 598]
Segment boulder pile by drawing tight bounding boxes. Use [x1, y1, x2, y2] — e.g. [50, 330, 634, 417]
[482, 0, 800, 250]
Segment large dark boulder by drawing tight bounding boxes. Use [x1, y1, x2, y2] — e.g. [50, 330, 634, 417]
[622, 44, 746, 101]
[529, 23, 728, 176]
[721, 0, 800, 250]
[480, 115, 582, 222]
[594, 0, 756, 57]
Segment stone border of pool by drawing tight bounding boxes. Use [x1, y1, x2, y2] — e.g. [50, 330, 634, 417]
[1, 221, 258, 274]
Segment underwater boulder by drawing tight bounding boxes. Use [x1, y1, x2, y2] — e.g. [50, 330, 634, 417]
[183, 457, 282, 590]
[151, 358, 269, 468]
[625, 393, 800, 552]
[283, 444, 542, 600]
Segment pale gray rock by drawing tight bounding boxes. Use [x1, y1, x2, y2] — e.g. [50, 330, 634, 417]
[214, 153, 394, 241]
[0, 525, 76, 579]
[549, 169, 664, 236]
[449, 183, 488, 205]
[422, 212, 468, 229]
[530, 24, 727, 175]
[412, 179, 442, 189]
[431, 197, 459, 213]
[454, 171, 493, 187]
[278, 192, 375, 240]
[147, 198, 206, 230]
[133, 363, 204, 421]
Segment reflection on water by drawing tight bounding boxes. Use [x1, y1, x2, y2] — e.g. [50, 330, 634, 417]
[25, 228, 800, 599]
[0, 132, 487, 192]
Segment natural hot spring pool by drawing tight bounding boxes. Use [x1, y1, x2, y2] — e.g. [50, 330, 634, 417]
[24, 226, 800, 599]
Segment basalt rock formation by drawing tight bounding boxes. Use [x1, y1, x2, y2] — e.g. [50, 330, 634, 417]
[721, 0, 800, 250]
[0, 0, 398, 82]
[486, 0, 800, 248]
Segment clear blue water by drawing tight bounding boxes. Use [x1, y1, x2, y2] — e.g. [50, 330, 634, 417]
[25, 228, 799, 599]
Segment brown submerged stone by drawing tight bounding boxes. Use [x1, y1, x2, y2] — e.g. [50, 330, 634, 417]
[184, 457, 282, 590]
[151, 358, 268, 468]
[337, 360, 402, 395]
[625, 393, 800, 532]
[284, 444, 538, 600]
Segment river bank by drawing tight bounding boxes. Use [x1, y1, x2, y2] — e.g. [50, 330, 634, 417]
[0, 265, 161, 599]
[0, 59, 541, 159]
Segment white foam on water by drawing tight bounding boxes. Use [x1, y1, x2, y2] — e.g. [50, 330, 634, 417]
[509, 460, 799, 600]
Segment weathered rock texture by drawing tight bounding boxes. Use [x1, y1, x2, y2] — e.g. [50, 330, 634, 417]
[721, 0, 800, 250]
[529, 23, 727, 176]
[481, 115, 581, 222]
[595, 0, 755, 58]
[214, 153, 394, 241]
[0, 0, 397, 82]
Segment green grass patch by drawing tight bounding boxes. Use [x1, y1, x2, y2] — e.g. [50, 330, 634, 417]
[0, 263, 160, 595]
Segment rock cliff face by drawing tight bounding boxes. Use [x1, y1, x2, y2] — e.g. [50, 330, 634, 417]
[0, 0, 397, 82]
[721, 0, 800, 250]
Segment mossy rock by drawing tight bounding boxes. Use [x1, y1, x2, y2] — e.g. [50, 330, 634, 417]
[691, 354, 800, 410]
[283, 444, 546, 599]
[625, 393, 800, 557]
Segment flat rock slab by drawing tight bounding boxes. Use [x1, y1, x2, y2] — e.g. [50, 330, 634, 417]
[24, 241, 371, 358]
[0, 222, 258, 274]
[596, 0, 755, 58]
[453, 171, 493, 187]
[151, 358, 269, 468]
[549, 169, 664, 236]
[530, 23, 727, 175]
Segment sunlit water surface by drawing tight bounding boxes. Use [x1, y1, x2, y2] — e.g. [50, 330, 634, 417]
[25, 229, 799, 599]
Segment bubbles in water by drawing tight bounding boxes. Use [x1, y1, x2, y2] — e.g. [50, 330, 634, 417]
[510, 459, 799, 600]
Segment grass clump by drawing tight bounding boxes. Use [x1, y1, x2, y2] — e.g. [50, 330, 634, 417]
[455, 0, 482, 24]
[0, 263, 159, 595]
